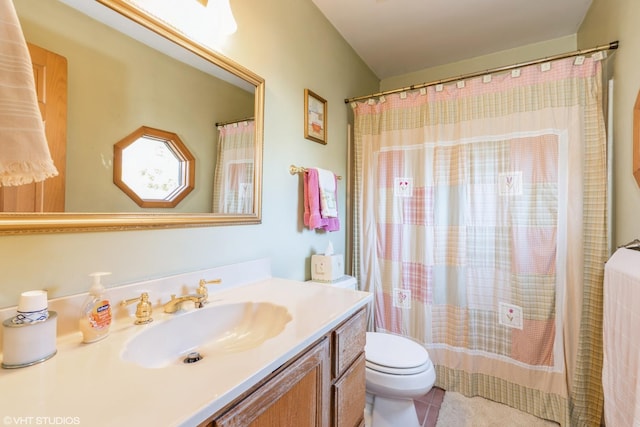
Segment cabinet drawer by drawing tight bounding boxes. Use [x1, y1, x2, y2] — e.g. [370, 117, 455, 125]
[333, 308, 366, 379]
[332, 353, 366, 427]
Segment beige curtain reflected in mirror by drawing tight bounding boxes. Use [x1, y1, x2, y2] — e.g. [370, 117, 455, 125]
[212, 120, 254, 214]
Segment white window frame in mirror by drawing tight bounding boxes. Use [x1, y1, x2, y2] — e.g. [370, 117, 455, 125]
[0, 0, 264, 234]
[113, 126, 196, 208]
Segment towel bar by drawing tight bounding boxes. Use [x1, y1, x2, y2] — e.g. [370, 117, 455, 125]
[289, 164, 342, 180]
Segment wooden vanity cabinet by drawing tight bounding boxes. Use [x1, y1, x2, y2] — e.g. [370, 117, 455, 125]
[212, 338, 330, 427]
[331, 308, 367, 427]
[332, 354, 366, 427]
[203, 308, 367, 427]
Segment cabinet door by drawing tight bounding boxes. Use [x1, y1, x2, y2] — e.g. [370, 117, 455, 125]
[333, 353, 366, 427]
[333, 309, 366, 379]
[214, 338, 330, 427]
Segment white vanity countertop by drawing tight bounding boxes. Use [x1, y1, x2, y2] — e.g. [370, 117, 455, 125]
[0, 277, 372, 427]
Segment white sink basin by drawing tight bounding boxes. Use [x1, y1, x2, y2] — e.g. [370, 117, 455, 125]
[121, 302, 292, 368]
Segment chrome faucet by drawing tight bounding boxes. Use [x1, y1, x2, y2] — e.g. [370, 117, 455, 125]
[162, 278, 222, 314]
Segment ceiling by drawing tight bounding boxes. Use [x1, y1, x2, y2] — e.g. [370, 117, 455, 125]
[312, 0, 593, 80]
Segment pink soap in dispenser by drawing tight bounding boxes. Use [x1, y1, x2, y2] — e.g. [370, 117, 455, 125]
[79, 272, 112, 343]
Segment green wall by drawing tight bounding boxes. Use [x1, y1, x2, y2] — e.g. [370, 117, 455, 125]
[578, 0, 640, 247]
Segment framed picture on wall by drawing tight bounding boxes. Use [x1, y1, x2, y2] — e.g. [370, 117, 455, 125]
[304, 89, 327, 144]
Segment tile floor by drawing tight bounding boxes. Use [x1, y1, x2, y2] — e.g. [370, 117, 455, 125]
[413, 387, 445, 427]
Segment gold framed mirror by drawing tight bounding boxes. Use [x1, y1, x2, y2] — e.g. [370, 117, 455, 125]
[2, 0, 264, 234]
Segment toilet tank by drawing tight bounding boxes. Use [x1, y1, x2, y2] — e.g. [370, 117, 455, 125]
[306, 275, 357, 291]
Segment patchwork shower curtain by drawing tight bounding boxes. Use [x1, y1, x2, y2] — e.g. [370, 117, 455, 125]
[212, 120, 254, 213]
[351, 56, 607, 426]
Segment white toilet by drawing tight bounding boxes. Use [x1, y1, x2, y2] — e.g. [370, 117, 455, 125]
[365, 332, 436, 427]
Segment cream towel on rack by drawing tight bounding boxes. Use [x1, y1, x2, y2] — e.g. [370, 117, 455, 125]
[603, 248, 640, 427]
[315, 167, 337, 218]
[0, 0, 58, 186]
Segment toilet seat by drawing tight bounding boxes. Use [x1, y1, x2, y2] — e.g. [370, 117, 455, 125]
[365, 332, 430, 375]
[366, 359, 429, 375]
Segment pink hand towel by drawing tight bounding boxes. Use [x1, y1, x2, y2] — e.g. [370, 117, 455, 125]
[304, 168, 339, 232]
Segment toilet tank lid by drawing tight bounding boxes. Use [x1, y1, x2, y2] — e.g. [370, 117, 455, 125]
[306, 275, 357, 290]
[365, 332, 429, 369]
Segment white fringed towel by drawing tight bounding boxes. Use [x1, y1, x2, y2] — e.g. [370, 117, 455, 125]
[0, 0, 58, 186]
[603, 248, 640, 427]
[315, 167, 337, 218]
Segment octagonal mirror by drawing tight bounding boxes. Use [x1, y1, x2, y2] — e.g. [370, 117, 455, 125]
[114, 126, 195, 208]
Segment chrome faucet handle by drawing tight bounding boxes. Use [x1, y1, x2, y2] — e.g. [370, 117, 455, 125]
[197, 278, 222, 306]
[120, 292, 153, 325]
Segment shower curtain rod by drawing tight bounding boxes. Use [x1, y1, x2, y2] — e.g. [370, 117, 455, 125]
[344, 40, 619, 104]
[215, 116, 254, 127]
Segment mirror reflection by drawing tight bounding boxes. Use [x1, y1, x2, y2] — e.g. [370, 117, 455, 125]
[114, 126, 195, 208]
[3, 0, 264, 232]
[213, 119, 255, 214]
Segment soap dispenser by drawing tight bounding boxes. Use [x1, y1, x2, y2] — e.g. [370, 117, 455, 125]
[79, 272, 112, 343]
